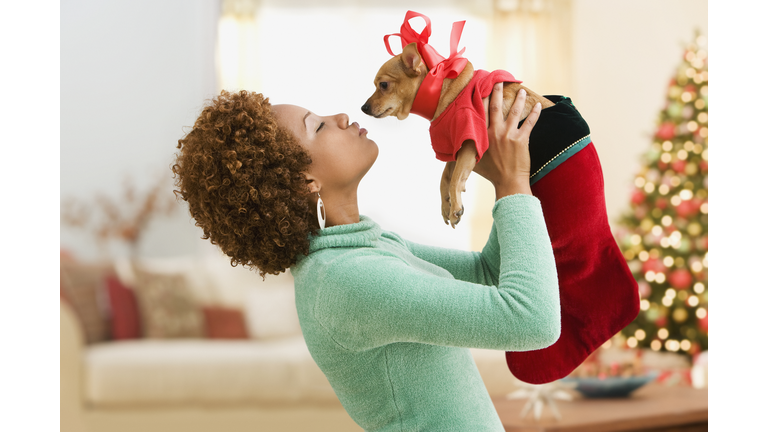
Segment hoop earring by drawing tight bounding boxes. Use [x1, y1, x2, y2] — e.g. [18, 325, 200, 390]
[317, 193, 326, 230]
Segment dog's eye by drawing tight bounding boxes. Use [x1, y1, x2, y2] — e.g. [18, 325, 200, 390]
[379, 82, 388, 91]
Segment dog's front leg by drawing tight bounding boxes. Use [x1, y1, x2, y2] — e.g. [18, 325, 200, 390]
[440, 161, 456, 225]
[448, 140, 478, 228]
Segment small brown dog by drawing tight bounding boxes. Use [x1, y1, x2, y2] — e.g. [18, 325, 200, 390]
[362, 42, 553, 227]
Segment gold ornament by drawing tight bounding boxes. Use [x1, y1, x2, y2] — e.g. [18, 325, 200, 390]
[685, 162, 698, 176]
[687, 222, 702, 236]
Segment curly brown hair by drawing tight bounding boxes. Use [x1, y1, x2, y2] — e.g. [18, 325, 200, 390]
[172, 90, 316, 277]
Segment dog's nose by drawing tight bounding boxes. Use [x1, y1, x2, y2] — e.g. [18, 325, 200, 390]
[361, 104, 371, 115]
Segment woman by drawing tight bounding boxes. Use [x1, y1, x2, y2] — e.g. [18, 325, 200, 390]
[173, 85, 559, 431]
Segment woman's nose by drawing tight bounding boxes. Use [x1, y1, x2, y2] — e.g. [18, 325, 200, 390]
[334, 113, 350, 128]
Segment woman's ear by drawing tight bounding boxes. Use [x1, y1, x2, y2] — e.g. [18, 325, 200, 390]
[304, 173, 321, 194]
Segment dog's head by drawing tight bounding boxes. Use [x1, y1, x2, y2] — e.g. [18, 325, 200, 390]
[361, 43, 427, 120]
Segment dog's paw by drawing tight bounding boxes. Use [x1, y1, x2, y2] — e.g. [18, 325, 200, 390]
[449, 205, 464, 228]
[441, 195, 452, 225]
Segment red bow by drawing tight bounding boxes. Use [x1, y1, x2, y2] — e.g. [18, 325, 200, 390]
[384, 11, 469, 120]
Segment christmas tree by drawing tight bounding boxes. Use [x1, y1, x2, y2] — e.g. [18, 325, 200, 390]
[614, 33, 708, 356]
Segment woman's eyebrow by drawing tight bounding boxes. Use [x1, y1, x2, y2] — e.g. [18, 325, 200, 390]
[303, 111, 311, 131]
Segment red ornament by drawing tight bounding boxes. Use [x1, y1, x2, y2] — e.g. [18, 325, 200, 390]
[655, 315, 667, 328]
[690, 198, 703, 213]
[699, 160, 708, 172]
[658, 161, 669, 170]
[638, 281, 651, 298]
[631, 190, 646, 205]
[672, 159, 687, 173]
[702, 235, 708, 250]
[675, 200, 697, 218]
[642, 258, 666, 274]
[655, 198, 668, 210]
[698, 313, 708, 333]
[656, 122, 677, 140]
[669, 269, 693, 290]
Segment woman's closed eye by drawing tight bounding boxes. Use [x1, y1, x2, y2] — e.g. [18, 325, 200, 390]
[316, 122, 325, 133]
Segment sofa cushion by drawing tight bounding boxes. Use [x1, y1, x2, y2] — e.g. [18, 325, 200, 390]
[60, 261, 113, 343]
[105, 274, 142, 340]
[84, 337, 339, 407]
[202, 306, 249, 339]
[133, 269, 205, 339]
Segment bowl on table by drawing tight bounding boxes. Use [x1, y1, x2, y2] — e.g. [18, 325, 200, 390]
[560, 372, 659, 398]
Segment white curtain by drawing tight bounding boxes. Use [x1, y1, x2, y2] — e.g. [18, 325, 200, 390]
[216, 0, 261, 92]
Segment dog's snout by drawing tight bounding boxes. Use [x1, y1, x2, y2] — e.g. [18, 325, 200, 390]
[361, 103, 371, 115]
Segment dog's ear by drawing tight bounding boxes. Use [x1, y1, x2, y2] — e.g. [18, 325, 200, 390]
[401, 43, 423, 76]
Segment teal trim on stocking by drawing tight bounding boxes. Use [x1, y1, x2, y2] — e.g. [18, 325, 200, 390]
[530, 135, 592, 185]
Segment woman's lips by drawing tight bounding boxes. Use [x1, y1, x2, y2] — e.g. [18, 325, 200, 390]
[351, 121, 367, 136]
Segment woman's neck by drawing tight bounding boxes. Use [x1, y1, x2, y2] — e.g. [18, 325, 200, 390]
[322, 189, 361, 227]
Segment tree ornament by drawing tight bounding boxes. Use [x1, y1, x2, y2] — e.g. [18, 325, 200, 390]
[656, 122, 677, 140]
[672, 159, 687, 173]
[642, 258, 666, 274]
[669, 269, 693, 290]
[668, 102, 683, 118]
[698, 314, 708, 333]
[631, 190, 646, 205]
[638, 281, 651, 298]
[678, 238, 691, 254]
[675, 200, 697, 218]
[673, 307, 689, 323]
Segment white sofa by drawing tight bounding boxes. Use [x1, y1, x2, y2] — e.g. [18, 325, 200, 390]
[60, 255, 522, 432]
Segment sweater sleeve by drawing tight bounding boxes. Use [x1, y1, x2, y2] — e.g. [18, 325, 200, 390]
[404, 222, 501, 286]
[313, 194, 560, 352]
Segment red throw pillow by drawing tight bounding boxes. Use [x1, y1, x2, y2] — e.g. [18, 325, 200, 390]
[105, 275, 142, 340]
[202, 306, 249, 339]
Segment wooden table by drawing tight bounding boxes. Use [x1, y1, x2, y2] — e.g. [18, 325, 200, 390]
[493, 384, 707, 432]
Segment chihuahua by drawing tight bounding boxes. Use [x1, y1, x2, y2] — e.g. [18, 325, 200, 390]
[362, 42, 554, 227]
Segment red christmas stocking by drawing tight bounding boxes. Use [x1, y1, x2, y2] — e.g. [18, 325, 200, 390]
[505, 97, 640, 384]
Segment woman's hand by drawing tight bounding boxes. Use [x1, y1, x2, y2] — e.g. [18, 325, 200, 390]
[474, 84, 541, 200]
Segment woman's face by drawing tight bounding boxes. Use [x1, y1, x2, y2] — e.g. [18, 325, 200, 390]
[272, 104, 378, 193]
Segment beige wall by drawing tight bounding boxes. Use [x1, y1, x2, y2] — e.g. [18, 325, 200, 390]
[569, 0, 707, 226]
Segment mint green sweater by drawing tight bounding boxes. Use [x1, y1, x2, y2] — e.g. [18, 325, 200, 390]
[292, 194, 560, 431]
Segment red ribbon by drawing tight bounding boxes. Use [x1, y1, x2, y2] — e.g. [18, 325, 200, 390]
[384, 11, 469, 120]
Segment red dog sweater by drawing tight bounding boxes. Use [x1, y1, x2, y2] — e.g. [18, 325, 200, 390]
[429, 69, 521, 162]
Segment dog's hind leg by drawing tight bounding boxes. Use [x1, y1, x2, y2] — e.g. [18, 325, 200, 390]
[441, 162, 456, 225]
[448, 141, 478, 228]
